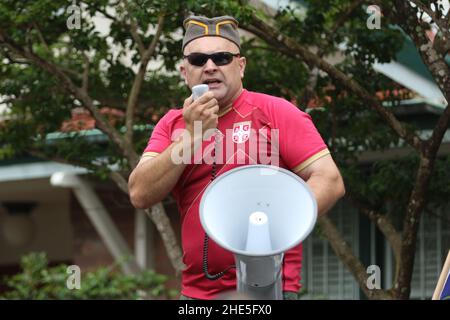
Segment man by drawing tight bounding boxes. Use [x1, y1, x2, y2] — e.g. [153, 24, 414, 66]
[128, 15, 345, 300]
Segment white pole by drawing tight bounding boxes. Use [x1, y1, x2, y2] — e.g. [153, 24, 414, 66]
[135, 209, 155, 269]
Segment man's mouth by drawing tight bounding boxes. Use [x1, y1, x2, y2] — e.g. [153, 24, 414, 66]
[203, 79, 222, 88]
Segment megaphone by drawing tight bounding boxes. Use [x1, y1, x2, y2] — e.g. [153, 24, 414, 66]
[199, 165, 317, 299]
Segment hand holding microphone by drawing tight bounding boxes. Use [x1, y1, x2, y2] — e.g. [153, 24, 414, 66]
[183, 84, 219, 135]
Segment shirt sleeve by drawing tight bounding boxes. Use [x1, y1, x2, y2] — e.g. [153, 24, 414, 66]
[273, 99, 330, 172]
[142, 111, 174, 158]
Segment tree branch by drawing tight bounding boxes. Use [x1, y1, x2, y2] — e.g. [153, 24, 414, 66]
[392, 0, 450, 198]
[299, 0, 365, 108]
[346, 192, 402, 265]
[32, 22, 50, 51]
[346, 189, 402, 289]
[109, 171, 130, 195]
[394, 154, 435, 299]
[121, 0, 146, 56]
[428, 103, 450, 157]
[1, 49, 30, 65]
[323, 0, 365, 47]
[81, 0, 133, 35]
[82, 1, 119, 22]
[408, 0, 450, 37]
[393, 1, 450, 96]
[125, 13, 165, 145]
[318, 215, 392, 299]
[145, 203, 185, 274]
[81, 1, 166, 146]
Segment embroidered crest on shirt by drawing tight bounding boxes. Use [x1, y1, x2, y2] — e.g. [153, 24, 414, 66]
[232, 121, 251, 144]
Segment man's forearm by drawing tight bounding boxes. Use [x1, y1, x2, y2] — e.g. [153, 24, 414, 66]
[129, 136, 199, 209]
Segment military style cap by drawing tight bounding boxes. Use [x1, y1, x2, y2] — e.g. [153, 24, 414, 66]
[182, 15, 240, 52]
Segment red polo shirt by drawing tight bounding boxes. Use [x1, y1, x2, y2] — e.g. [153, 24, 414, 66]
[143, 89, 330, 299]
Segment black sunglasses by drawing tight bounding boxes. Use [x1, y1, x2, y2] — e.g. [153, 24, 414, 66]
[183, 52, 240, 66]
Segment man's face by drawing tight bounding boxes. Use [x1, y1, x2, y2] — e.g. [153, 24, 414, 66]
[180, 37, 246, 107]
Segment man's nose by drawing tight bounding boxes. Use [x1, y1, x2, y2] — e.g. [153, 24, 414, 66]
[204, 58, 218, 73]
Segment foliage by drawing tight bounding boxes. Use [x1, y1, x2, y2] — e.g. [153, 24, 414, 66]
[0, 252, 178, 300]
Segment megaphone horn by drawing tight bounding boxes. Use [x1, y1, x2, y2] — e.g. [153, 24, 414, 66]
[200, 165, 317, 299]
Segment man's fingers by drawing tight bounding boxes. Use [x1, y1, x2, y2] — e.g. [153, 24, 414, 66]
[200, 103, 219, 118]
[186, 90, 216, 107]
[195, 91, 215, 104]
[191, 99, 217, 118]
[191, 93, 216, 109]
[201, 98, 219, 112]
[209, 105, 219, 115]
[183, 91, 219, 128]
[183, 95, 193, 109]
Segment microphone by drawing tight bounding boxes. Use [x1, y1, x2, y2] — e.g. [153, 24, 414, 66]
[192, 84, 209, 101]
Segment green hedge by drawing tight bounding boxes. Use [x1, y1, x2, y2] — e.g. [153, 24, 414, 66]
[0, 252, 178, 300]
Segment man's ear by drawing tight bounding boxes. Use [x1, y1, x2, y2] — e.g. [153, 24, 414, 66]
[239, 56, 246, 79]
[180, 63, 188, 85]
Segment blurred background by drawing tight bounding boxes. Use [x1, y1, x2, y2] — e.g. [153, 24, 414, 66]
[0, 0, 449, 300]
